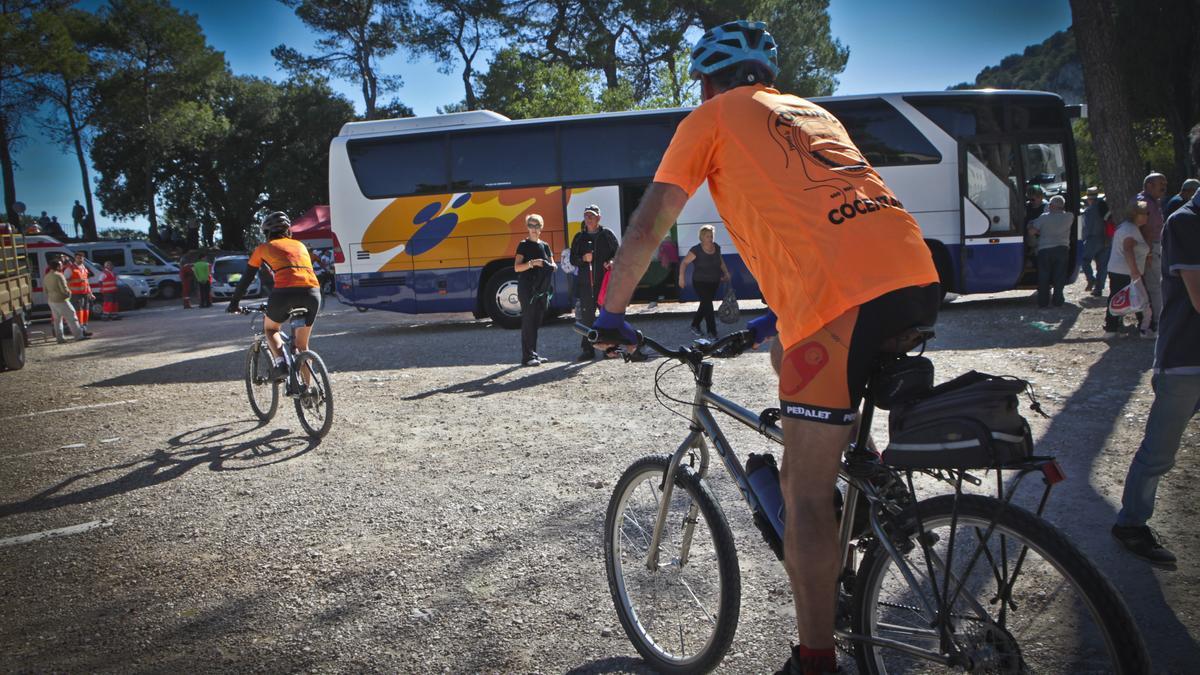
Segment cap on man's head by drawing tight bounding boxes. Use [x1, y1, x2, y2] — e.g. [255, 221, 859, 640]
[1027, 185, 1044, 197]
[1181, 178, 1200, 192]
[1086, 186, 1099, 196]
[583, 205, 601, 216]
[1144, 172, 1167, 184]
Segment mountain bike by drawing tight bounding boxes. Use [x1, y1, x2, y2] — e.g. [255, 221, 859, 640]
[241, 303, 333, 439]
[578, 323, 1149, 674]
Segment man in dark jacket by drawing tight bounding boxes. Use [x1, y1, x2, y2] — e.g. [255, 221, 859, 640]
[569, 204, 619, 360]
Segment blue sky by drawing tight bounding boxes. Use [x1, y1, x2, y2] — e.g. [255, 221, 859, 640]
[7, 0, 1073, 234]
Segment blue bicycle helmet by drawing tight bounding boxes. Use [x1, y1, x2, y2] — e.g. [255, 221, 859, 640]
[688, 20, 780, 81]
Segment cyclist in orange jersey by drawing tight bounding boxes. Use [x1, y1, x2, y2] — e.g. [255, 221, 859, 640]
[591, 20, 940, 675]
[226, 212, 321, 380]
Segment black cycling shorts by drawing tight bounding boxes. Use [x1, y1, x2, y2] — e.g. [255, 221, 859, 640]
[265, 287, 321, 326]
[779, 284, 940, 425]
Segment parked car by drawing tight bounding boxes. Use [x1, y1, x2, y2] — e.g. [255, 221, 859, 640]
[211, 255, 262, 299]
[69, 239, 182, 299]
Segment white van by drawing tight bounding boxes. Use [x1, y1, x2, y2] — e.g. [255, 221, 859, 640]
[211, 255, 262, 299]
[25, 236, 152, 315]
[70, 240, 181, 298]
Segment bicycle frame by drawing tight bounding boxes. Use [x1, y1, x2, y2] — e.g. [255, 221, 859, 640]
[248, 308, 305, 395]
[640, 355, 1061, 667]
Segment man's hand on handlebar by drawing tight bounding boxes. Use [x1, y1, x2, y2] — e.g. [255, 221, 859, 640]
[590, 308, 640, 355]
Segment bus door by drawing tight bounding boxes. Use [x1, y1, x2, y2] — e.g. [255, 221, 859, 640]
[959, 142, 1025, 293]
[620, 183, 678, 302]
[347, 241, 415, 313]
[1017, 140, 1074, 287]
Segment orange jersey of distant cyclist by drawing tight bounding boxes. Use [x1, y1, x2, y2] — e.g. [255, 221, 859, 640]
[653, 84, 939, 347]
[249, 237, 319, 289]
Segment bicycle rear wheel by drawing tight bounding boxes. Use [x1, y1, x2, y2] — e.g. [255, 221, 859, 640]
[604, 454, 740, 674]
[245, 338, 278, 422]
[293, 350, 333, 438]
[852, 494, 1149, 674]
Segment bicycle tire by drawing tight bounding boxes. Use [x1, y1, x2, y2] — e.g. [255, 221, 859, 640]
[244, 338, 278, 422]
[851, 493, 1149, 674]
[293, 350, 333, 438]
[604, 454, 740, 674]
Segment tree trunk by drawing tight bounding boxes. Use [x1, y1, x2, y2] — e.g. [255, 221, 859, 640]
[0, 116, 17, 226]
[1070, 0, 1143, 212]
[64, 88, 98, 240]
[462, 66, 476, 110]
[145, 168, 159, 243]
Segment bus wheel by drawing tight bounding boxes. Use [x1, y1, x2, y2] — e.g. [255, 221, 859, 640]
[926, 241, 953, 303]
[483, 268, 522, 329]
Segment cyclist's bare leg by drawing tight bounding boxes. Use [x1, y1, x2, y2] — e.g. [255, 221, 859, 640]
[294, 325, 314, 385]
[262, 317, 284, 360]
[781, 416, 852, 650]
[770, 339, 853, 650]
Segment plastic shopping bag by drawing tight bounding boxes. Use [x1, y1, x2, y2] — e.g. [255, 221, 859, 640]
[1108, 279, 1149, 316]
[718, 285, 739, 324]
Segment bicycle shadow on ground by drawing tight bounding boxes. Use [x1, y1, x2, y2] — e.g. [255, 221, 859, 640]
[564, 657, 657, 674]
[0, 420, 316, 519]
[1023, 339, 1200, 670]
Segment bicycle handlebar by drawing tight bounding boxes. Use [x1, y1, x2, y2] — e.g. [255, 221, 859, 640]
[237, 303, 268, 315]
[573, 321, 757, 364]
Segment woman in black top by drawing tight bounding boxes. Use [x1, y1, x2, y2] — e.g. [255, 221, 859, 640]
[678, 225, 730, 338]
[514, 214, 557, 365]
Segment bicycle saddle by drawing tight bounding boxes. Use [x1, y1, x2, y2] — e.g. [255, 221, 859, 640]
[879, 325, 935, 354]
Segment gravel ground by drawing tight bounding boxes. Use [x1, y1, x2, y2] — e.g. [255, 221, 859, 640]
[0, 280, 1197, 673]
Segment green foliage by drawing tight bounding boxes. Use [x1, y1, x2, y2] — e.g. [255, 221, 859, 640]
[749, 0, 848, 97]
[1073, 118, 1177, 194]
[98, 226, 147, 240]
[273, 0, 408, 119]
[407, 0, 503, 109]
[475, 48, 601, 118]
[89, 0, 226, 240]
[22, 7, 105, 238]
[960, 30, 1083, 104]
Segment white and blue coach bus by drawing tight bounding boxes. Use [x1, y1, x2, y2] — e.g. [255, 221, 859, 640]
[329, 90, 1080, 326]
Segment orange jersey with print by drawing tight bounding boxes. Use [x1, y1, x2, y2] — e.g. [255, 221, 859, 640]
[653, 85, 938, 347]
[249, 238, 319, 289]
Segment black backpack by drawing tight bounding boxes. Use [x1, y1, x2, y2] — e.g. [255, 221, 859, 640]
[881, 371, 1044, 470]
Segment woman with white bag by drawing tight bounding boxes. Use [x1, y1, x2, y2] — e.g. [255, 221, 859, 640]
[1105, 200, 1154, 338]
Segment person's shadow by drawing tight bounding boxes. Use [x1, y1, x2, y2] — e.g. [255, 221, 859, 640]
[0, 420, 316, 519]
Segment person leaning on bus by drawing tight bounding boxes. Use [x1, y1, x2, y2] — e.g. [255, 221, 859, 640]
[226, 212, 322, 383]
[588, 20, 939, 675]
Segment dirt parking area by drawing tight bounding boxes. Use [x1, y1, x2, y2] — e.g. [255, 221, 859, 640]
[0, 281, 1197, 673]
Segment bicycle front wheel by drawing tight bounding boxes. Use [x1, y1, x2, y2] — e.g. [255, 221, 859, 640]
[605, 454, 740, 674]
[293, 350, 333, 438]
[245, 338, 278, 422]
[852, 493, 1149, 674]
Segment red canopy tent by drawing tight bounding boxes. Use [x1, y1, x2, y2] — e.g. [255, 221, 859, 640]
[289, 205, 341, 260]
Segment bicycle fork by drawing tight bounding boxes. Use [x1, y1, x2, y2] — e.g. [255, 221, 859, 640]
[645, 429, 709, 571]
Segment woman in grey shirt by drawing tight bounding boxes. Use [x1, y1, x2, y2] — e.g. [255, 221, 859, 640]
[678, 225, 730, 338]
[1028, 195, 1075, 308]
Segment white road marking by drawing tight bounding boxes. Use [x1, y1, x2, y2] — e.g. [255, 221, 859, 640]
[0, 520, 112, 548]
[59, 443, 86, 449]
[0, 399, 139, 422]
[100, 437, 121, 444]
